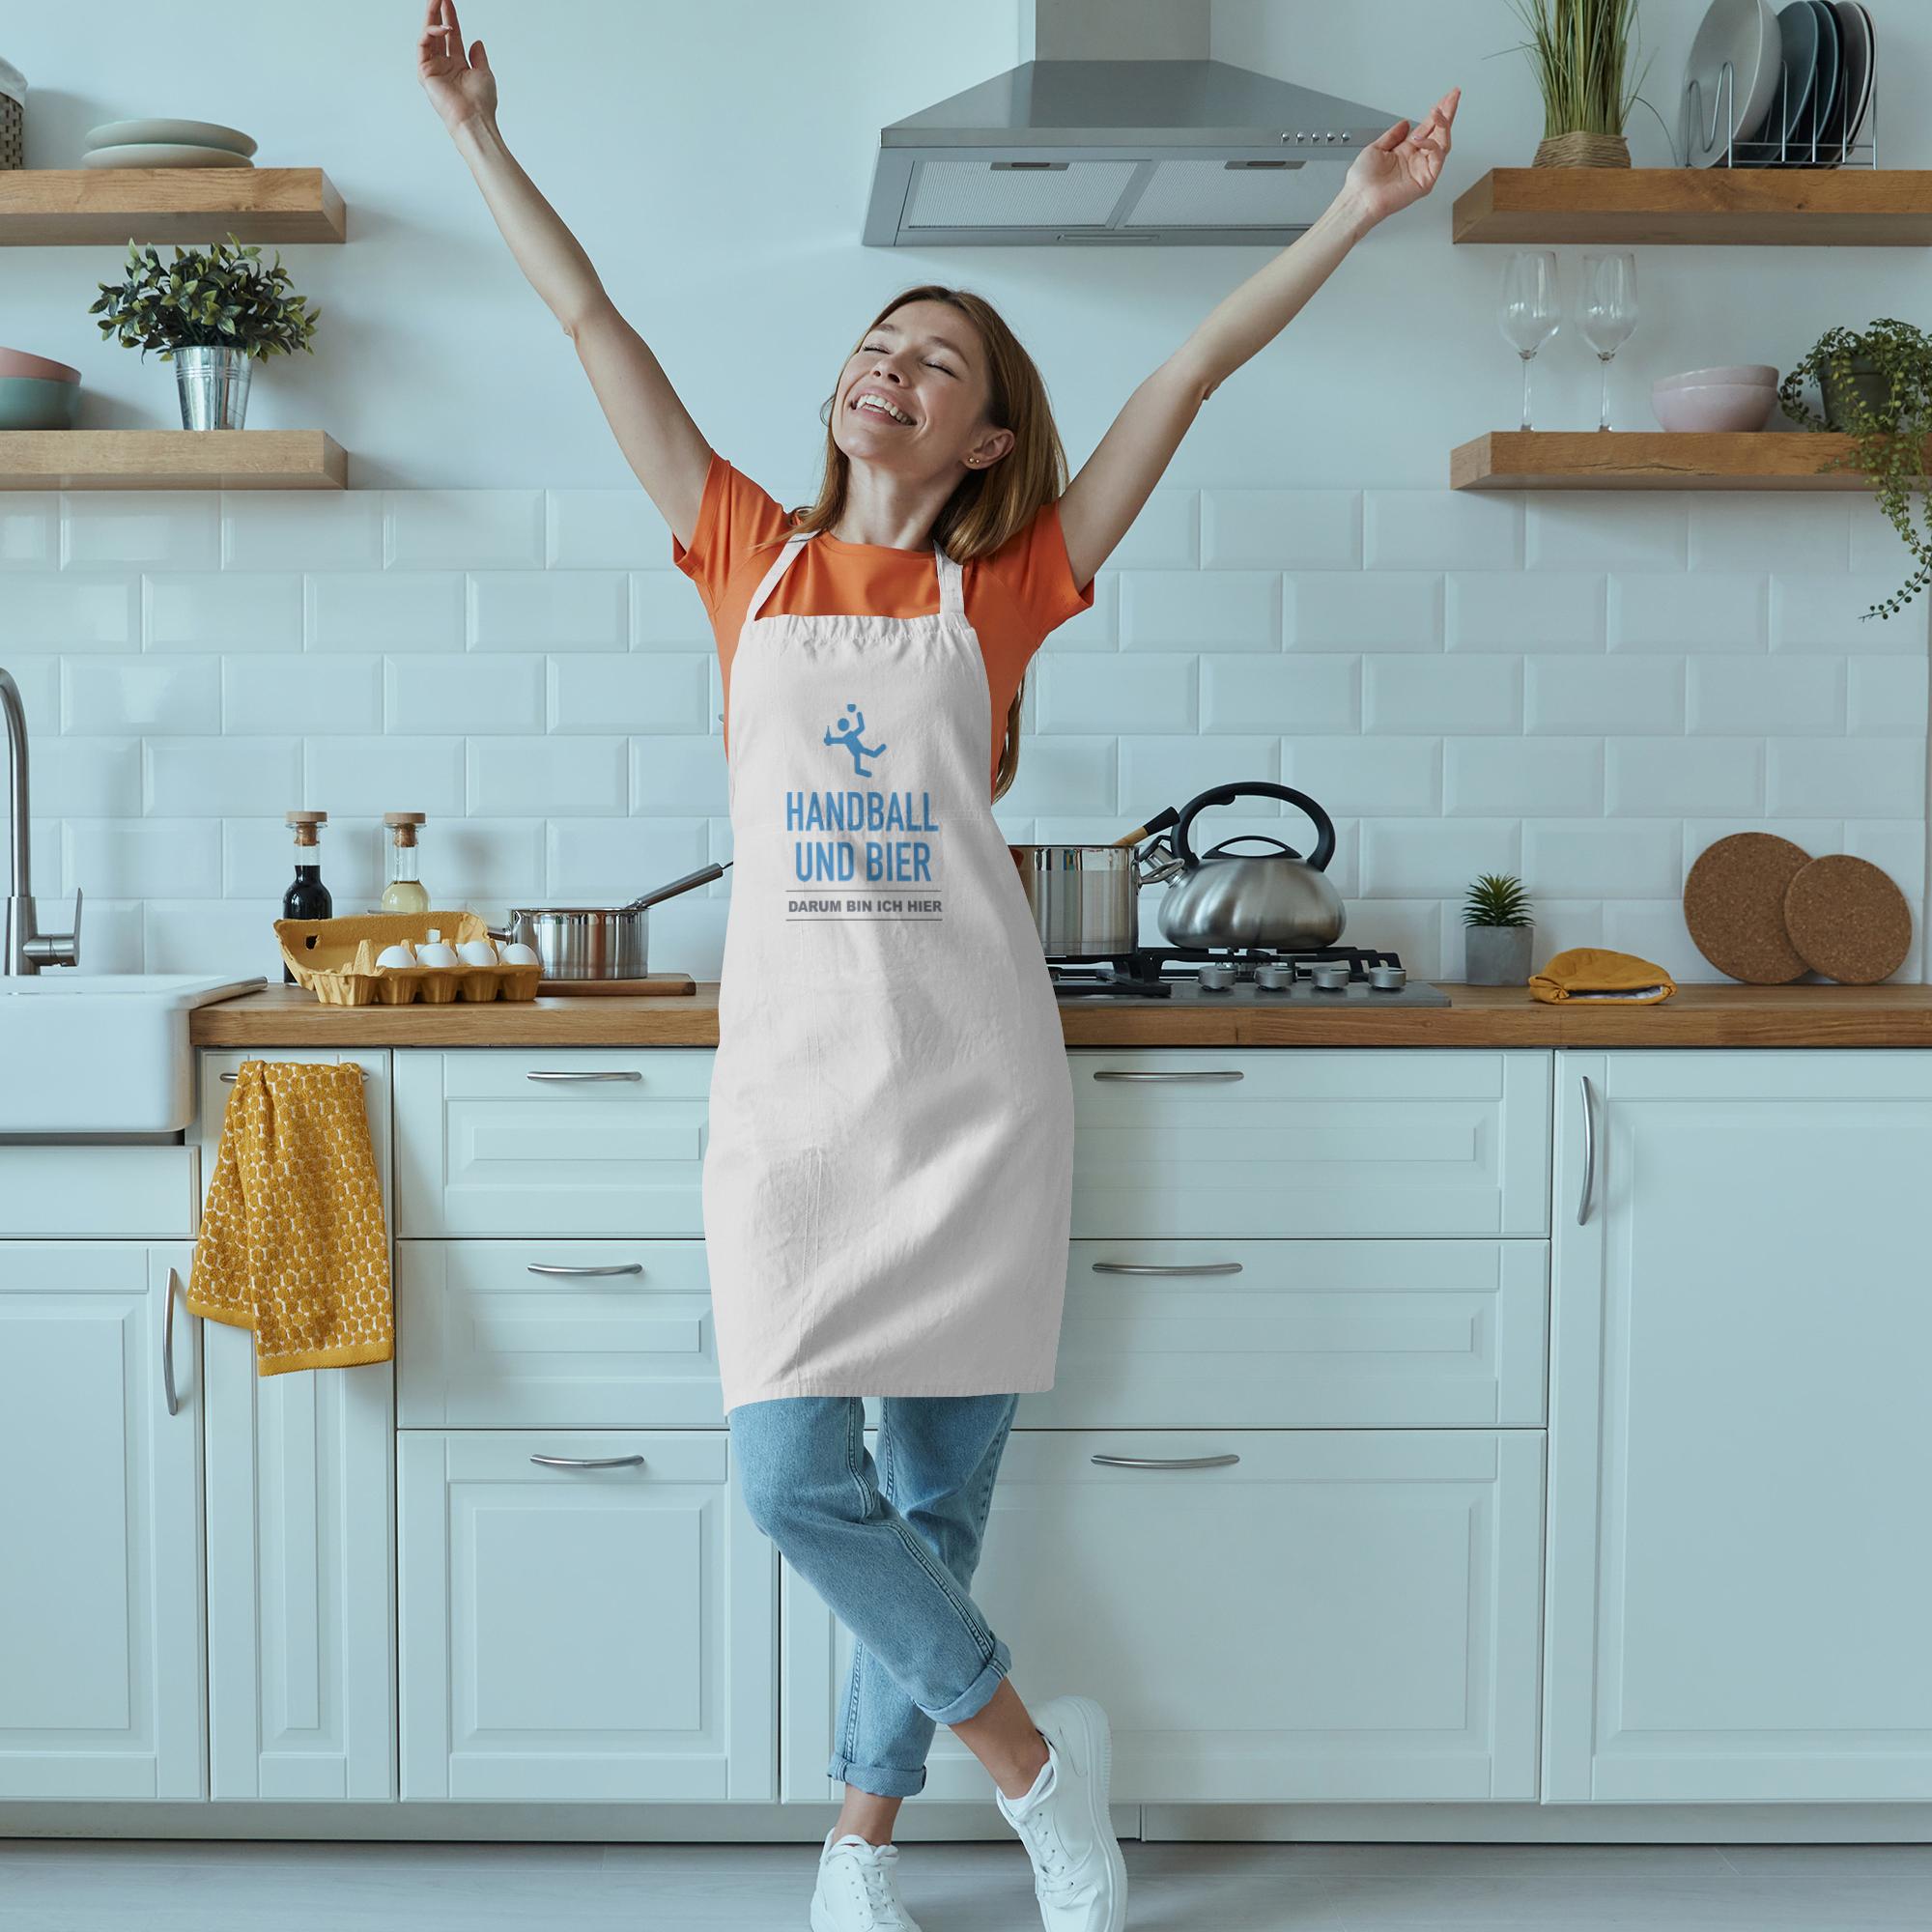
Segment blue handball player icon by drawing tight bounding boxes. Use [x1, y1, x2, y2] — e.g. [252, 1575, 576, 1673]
[824, 702, 887, 778]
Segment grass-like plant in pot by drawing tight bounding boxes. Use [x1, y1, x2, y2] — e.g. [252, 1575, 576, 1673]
[89, 233, 320, 431]
[1506, 0, 1650, 168]
[1463, 872, 1536, 986]
[1778, 319, 1932, 620]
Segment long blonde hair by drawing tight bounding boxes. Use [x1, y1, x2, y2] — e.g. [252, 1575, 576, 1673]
[770, 285, 1071, 799]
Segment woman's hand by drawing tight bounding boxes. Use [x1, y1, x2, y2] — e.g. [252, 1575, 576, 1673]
[1342, 86, 1460, 229]
[417, 0, 497, 133]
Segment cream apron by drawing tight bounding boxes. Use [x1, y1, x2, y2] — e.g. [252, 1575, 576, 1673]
[701, 527, 1075, 1413]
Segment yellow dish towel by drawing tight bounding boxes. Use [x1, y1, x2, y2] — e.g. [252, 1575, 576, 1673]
[187, 1060, 393, 1376]
[1528, 946, 1677, 1005]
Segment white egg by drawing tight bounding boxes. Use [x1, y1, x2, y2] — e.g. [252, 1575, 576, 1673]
[498, 941, 541, 967]
[417, 943, 460, 969]
[375, 943, 417, 970]
[457, 939, 500, 968]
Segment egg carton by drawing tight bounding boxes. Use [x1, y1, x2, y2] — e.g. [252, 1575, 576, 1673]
[275, 910, 542, 1007]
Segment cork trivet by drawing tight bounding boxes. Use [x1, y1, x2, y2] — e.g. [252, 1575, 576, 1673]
[1781, 855, 1913, 985]
[1682, 833, 1813, 983]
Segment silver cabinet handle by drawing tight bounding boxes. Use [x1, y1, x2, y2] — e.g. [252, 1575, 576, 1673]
[162, 1267, 182, 1418]
[1091, 1260, 1243, 1276]
[222, 1065, 365, 1082]
[1577, 1072, 1597, 1226]
[1090, 1452, 1241, 1469]
[529, 1453, 646, 1470]
[526, 1262, 643, 1278]
[1092, 1069, 1243, 1083]
[526, 1069, 642, 1083]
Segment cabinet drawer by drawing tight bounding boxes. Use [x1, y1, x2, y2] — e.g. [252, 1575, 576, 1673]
[397, 1240, 722, 1429]
[1068, 1048, 1550, 1238]
[1009, 1238, 1548, 1429]
[0, 1145, 199, 1238]
[394, 1049, 712, 1237]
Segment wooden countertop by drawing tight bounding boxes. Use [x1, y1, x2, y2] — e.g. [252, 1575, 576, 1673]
[190, 980, 1932, 1049]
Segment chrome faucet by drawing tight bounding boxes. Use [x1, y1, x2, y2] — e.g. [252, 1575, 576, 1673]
[2, 667, 82, 975]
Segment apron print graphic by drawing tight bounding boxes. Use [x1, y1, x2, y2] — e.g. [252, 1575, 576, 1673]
[788, 699, 943, 921]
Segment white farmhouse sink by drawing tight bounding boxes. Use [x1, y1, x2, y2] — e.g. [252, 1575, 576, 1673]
[0, 973, 265, 1134]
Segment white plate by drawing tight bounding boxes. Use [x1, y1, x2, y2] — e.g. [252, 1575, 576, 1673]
[83, 116, 257, 157]
[1682, 0, 1782, 165]
[80, 143, 255, 170]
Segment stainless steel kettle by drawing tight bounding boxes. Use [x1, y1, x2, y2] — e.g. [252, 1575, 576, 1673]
[1142, 781, 1346, 950]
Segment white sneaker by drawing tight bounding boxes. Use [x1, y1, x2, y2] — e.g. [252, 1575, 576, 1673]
[810, 1827, 923, 1932]
[994, 1693, 1128, 1932]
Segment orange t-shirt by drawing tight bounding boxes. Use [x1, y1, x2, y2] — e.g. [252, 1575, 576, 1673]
[670, 450, 1095, 796]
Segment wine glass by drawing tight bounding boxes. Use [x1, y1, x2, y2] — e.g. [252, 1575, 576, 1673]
[1498, 252, 1560, 431]
[1579, 252, 1638, 432]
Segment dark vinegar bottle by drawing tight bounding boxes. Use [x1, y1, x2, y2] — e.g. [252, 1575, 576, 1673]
[282, 810, 333, 985]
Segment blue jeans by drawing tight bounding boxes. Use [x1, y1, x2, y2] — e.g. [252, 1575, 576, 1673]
[728, 1391, 1021, 1799]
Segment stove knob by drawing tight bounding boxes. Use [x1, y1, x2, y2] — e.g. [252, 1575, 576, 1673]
[1368, 963, 1407, 991]
[1254, 960, 1294, 990]
[1310, 961, 1350, 991]
[1196, 960, 1236, 991]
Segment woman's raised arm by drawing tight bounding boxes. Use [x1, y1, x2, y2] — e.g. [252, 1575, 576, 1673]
[417, 0, 712, 546]
[1056, 88, 1460, 593]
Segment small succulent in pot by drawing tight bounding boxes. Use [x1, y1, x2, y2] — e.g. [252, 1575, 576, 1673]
[1463, 872, 1536, 986]
[88, 232, 320, 429]
[1778, 319, 1932, 620]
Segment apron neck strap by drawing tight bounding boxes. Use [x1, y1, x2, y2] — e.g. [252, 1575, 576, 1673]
[744, 526, 966, 623]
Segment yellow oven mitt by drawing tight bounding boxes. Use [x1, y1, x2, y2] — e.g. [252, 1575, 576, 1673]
[187, 1060, 393, 1375]
[1528, 947, 1677, 1005]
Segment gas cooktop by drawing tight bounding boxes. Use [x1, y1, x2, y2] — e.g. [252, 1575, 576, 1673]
[1045, 944, 1449, 1007]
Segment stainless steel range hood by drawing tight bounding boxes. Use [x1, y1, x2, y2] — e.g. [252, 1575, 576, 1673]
[864, 0, 1398, 247]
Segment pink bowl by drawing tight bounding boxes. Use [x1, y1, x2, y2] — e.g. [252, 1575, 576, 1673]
[1654, 364, 1778, 393]
[0, 345, 81, 384]
[1651, 382, 1777, 433]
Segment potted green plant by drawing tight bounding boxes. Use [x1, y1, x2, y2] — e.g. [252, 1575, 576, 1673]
[1778, 320, 1932, 620]
[1506, 0, 1649, 167]
[88, 233, 320, 431]
[1463, 873, 1536, 985]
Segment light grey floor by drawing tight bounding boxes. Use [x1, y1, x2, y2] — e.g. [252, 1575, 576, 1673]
[2, 1839, 1930, 1931]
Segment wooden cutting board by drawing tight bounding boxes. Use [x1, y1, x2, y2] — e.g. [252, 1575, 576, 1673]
[1782, 855, 1913, 984]
[1683, 833, 1814, 983]
[536, 974, 696, 997]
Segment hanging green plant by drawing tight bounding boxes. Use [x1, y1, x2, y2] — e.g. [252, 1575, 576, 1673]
[1777, 319, 1932, 620]
[88, 232, 321, 362]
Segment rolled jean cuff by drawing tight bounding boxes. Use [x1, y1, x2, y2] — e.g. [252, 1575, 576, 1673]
[920, 1634, 1012, 1728]
[826, 1751, 927, 1799]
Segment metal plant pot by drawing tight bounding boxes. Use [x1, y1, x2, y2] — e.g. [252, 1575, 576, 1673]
[1464, 923, 1535, 986]
[175, 345, 253, 430]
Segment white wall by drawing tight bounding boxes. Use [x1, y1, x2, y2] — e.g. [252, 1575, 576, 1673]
[1, 0, 1927, 981]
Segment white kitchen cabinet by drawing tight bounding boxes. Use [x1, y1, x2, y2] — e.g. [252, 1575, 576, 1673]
[393, 1049, 711, 1237]
[195, 1050, 397, 1801]
[0, 1144, 200, 1239]
[783, 1427, 1545, 1805]
[1067, 1049, 1550, 1238]
[1547, 1050, 1932, 1804]
[397, 1430, 774, 1803]
[0, 1245, 204, 1799]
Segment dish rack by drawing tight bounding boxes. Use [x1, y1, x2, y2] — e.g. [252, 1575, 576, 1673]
[1685, 44, 1877, 169]
[275, 910, 541, 1007]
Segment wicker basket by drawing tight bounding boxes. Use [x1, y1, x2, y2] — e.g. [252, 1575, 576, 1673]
[1532, 131, 1631, 168]
[0, 64, 23, 172]
[275, 910, 541, 1007]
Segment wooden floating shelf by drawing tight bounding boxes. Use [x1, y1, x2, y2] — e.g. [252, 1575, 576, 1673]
[1450, 431, 1931, 492]
[0, 168, 344, 245]
[1452, 167, 1932, 246]
[0, 431, 347, 490]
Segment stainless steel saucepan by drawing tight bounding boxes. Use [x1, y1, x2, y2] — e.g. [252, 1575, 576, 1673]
[492, 862, 729, 980]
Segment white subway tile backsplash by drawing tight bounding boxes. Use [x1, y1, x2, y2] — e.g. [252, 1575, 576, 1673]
[387, 654, 545, 734]
[1283, 736, 1441, 817]
[1362, 819, 1520, 900]
[1365, 655, 1520, 734]
[1105, 489, 1197, 569]
[1526, 495, 1688, 572]
[1341, 898, 1445, 979]
[547, 490, 666, 569]
[223, 493, 384, 571]
[1772, 578, 1932, 652]
[469, 571, 629, 651]
[1288, 573, 1441, 652]
[990, 738, 1117, 817]
[145, 898, 282, 978]
[63, 656, 220, 734]
[146, 738, 301, 816]
[63, 819, 220, 899]
[1608, 573, 1768, 654]
[65, 493, 218, 570]
[1606, 738, 1761, 816]
[29, 738, 142, 818]
[385, 490, 544, 569]
[1512, 898, 1605, 958]
[1036, 654, 1195, 734]
[1526, 655, 1685, 735]
[1447, 573, 1605, 653]
[0, 575, 139, 652]
[146, 572, 304, 652]
[630, 737, 729, 816]
[1687, 656, 1845, 735]
[1050, 572, 1119, 650]
[1365, 491, 1521, 571]
[225, 656, 384, 736]
[548, 655, 710, 734]
[438, 819, 549, 902]
[1201, 490, 1360, 571]
[1681, 818, 1841, 874]
[0, 495, 57, 568]
[1847, 657, 1930, 735]
[0, 656, 57, 731]
[1119, 737, 1280, 815]
[304, 737, 466, 817]
[307, 573, 465, 652]
[1524, 819, 1681, 898]
[1843, 819, 1927, 894]
[1767, 738, 1924, 818]
[1120, 570, 1279, 651]
[1201, 655, 1357, 734]
[1689, 497, 1850, 574]
[631, 571, 717, 649]
[468, 737, 629, 816]
[545, 817, 709, 898]
[1445, 738, 1603, 816]
[1599, 899, 1707, 980]
[1849, 503, 1916, 575]
[224, 816, 383, 902]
